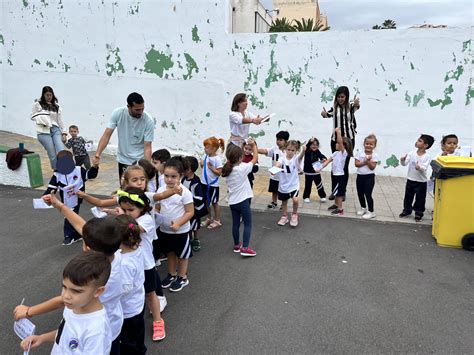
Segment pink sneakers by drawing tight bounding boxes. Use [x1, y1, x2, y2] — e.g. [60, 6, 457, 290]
[240, 247, 257, 257]
[153, 319, 166, 341]
[233, 242, 242, 253]
[277, 215, 289, 226]
[290, 213, 298, 227]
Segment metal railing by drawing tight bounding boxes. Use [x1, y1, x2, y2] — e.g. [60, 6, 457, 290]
[254, 11, 271, 33]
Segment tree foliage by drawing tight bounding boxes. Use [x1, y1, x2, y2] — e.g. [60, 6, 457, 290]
[372, 19, 397, 30]
[269, 17, 295, 32]
[269, 17, 329, 32]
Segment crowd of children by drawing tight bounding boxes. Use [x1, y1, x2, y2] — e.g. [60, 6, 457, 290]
[14, 86, 465, 353]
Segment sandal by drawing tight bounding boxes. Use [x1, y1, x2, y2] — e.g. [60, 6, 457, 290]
[207, 220, 222, 229]
[201, 217, 213, 227]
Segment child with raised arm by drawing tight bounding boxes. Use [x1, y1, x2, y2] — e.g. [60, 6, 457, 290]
[157, 157, 194, 292]
[182, 156, 207, 252]
[317, 128, 353, 216]
[42, 150, 98, 245]
[15, 195, 124, 355]
[20, 252, 112, 354]
[354, 134, 379, 219]
[62, 124, 93, 169]
[242, 141, 259, 191]
[258, 130, 289, 209]
[399, 134, 434, 222]
[200, 136, 225, 229]
[302, 137, 327, 203]
[222, 139, 259, 256]
[274, 140, 306, 227]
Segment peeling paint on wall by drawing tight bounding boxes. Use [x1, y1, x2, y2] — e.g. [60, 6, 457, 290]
[192, 25, 201, 43]
[0, 35, 4, 45]
[183, 53, 198, 79]
[384, 155, 399, 169]
[264, 49, 281, 89]
[427, 85, 453, 109]
[320, 78, 337, 103]
[143, 46, 174, 78]
[105, 44, 125, 76]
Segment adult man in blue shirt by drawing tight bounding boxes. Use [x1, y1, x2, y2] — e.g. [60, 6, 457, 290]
[95, 92, 155, 180]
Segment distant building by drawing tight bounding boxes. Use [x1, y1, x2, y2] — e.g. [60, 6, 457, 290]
[229, 0, 272, 33]
[410, 24, 448, 29]
[273, 0, 328, 29]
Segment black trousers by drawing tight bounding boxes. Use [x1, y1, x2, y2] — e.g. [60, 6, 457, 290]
[330, 138, 354, 195]
[356, 174, 375, 212]
[303, 174, 326, 199]
[120, 308, 147, 355]
[402, 179, 427, 217]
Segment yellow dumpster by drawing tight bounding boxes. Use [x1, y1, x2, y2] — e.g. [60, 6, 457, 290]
[431, 156, 474, 250]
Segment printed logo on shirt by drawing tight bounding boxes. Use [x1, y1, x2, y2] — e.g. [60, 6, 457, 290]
[69, 338, 79, 350]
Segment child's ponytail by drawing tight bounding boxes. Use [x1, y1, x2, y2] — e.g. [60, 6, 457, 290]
[218, 138, 226, 152]
[342, 137, 354, 157]
[114, 214, 142, 249]
[222, 144, 243, 177]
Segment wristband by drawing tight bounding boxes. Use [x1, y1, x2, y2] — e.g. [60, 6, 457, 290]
[26, 307, 31, 318]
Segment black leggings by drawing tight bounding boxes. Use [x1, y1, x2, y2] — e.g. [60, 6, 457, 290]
[330, 139, 354, 195]
[303, 174, 326, 199]
[356, 174, 375, 212]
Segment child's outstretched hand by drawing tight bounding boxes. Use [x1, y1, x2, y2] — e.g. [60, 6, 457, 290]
[353, 95, 360, 107]
[103, 207, 123, 215]
[76, 190, 85, 198]
[92, 155, 100, 167]
[41, 194, 52, 206]
[20, 335, 42, 351]
[13, 304, 29, 320]
[49, 191, 63, 209]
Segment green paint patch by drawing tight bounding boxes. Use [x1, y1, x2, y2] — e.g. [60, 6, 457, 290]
[387, 81, 397, 92]
[209, 39, 214, 48]
[40, 0, 48, 5]
[248, 94, 264, 109]
[95, 61, 101, 72]
[264, 49, 282, 89]
[260, 88, 265, 97]
[383, 154, 399, 169]
[465, 78, 474, 105]
[410, 62, 415, 70]
[283, 35, 287, 42]
[333, 56, 339, 68]
[143, 46, 174, 78]
[63, 63, 71, 72]
[248, 130, 265, 139]
[180, 34, 184, 43]
[129, 1, 139, 15]
[269, 34, 277, 44]
[46, 61, 55, 68]
[412, 91, 425, 107]
[462, 39, 471, 52]
[243, 51, 252, 65]
[284, 68, 304, 95]
[444, 65, 464, 81]
[234, 41, 239, 49]
[161, 121, 168, 128]
[33, 59, 41, 65]
[205, 112, 210, 117]
[320, 78, 337, 103]
[105, 45, 125, 76]
[183, 53, 199, 80]
[207, 19, 210, 24]
[0, 34, 4, 45]
[244, 68, 259, 91]
[427, 84, 454, 109]
[380, 63, 386, 71]
[170, 122, 177, 131]
[191, 25, 201, 43]
[22, 0, 28, 7]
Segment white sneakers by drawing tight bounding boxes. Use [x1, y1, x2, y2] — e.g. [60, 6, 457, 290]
[159, 295, 167, 313]
[357, 208, 367, 216]
[362, 212, 376, 219]
[303, 198, 311, 203]
[320, 198, 327, 203]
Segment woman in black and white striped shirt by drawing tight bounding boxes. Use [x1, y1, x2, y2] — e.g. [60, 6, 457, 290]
[321, 86, 360, 202]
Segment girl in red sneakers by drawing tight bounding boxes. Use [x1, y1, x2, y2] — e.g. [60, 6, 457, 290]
[275, 140, 306, 227]
[317, 128, 353, 216]
[221, 139, 259, 256]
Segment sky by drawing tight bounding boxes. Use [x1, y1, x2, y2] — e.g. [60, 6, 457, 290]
[260, 0, 473, 30]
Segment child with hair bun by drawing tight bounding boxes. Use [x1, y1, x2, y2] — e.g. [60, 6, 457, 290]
[200, 136, 225, 229]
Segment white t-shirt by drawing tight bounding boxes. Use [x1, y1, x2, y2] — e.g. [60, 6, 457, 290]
[51, 307, 112, 354]
[99, 251, 123, 340]
[157, 185, 193, 234]
[267, 146, 284, 181]
[331, 150, 348, 176]
[120, 247, 145, 319]
[147, 179, 157, 193]
[136, 213, 156, 270]
[401, 150, 431, 182]
[225, 162, 254, 205]
[201, 155, 222, 187]
[229, 111, 256, 143]
[355, 150, 379, 175]
[278, 156, 301, 193]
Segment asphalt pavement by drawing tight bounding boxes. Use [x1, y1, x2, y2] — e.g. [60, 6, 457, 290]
[1, 185, 473, 354]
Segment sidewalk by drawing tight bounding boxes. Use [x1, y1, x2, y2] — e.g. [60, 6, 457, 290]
[0, 130, 433, 225]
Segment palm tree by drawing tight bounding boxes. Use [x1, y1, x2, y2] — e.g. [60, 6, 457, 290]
[382, 19, 397, 29]
[293, 18, 329, 32]
[269, 17, 295, 32]
[372, 24, 382, 30]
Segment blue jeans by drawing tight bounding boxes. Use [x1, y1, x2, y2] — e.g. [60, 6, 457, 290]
[37, 126, 65, 169]
[230, 198, 252, 248]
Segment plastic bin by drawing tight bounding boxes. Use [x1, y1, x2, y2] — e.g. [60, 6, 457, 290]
[431, 156, 474, 250]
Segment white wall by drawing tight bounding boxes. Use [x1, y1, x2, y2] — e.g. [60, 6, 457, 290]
[0, 0, 472, 176]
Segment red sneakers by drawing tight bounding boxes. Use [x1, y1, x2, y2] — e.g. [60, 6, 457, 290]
[240, 247, 257, 257]
[233, 242, 242, 253]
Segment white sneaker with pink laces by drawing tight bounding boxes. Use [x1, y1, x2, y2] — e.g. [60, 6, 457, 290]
[277, 215, 289, 226]
[290, 213, 298, 227]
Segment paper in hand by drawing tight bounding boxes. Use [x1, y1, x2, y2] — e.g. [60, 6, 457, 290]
[14, 318, 36, 340]
[33, 199, 53, 209]
[312, 162, 322, 171]
[261, 113, 275, 123]
[91, 207, 107, 218]
[268, 166, 283, 175]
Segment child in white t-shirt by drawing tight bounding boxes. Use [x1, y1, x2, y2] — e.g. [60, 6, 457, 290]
[115, 214, 147, 354]
[439, 134, 461, 157]
[258, 130, 290, 209]
[117, 187, 166, 342]
[200, 136, 225, 229]
[274, 140, 305, 227]
[21, 252, 112, 354]
[222, 138, 259, 256]
[317, 128, 353, 216]
[156, 157, 194, 292]
[354, 134, 379, 219]
[399, 134, 434, 222]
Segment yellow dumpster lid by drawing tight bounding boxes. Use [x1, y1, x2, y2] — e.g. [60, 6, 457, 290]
[436, 156, 474, 169]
